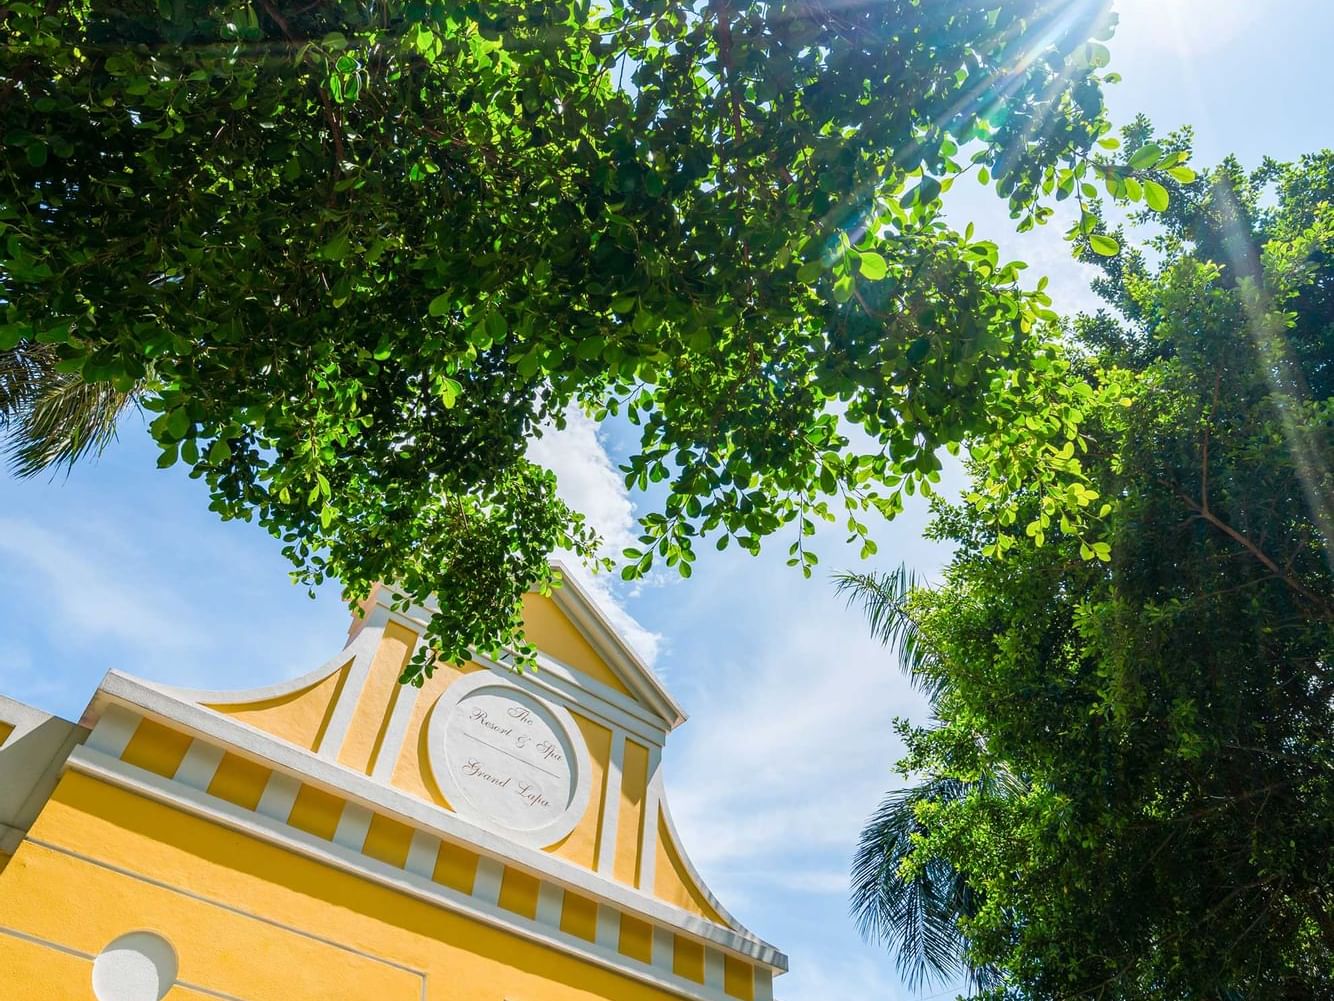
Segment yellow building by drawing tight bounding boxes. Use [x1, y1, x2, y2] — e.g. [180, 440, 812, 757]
[0, 570, 786, 1000]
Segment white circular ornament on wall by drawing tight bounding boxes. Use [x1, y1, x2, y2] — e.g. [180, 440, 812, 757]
[426, 672, 591, 847]
[91, 931, 177, 1001]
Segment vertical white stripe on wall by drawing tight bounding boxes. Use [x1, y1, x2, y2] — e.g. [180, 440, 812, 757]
[536, 882, 564, 927]
[332, 802, 373, 852]
[595, 904, 620, 951]
[255, 772, 300, 822]
[652, 926, 675, 973]
[754, 968, 774, 1001]
[597, 729, 627, 874]
[638, 745, 663, 890]
[704, 948, 725, 992]
[405, 830, 440, 879]
[173, 741, 225, 791]
[368, 639, 424, 781]
[473, 858, 505, 906]
[87, 704, 140, 758]
[314, 607, 390, 760]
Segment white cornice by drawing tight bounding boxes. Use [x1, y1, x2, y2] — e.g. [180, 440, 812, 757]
[86, 672, 787, 972]
[62, 746, 764, 1001]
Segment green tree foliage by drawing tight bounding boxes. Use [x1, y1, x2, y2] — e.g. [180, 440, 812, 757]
[1, 0, 1183, 675]
[846, 150, 1334, 998]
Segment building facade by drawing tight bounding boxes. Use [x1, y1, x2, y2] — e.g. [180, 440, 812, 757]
[0, 571, 786, 1000]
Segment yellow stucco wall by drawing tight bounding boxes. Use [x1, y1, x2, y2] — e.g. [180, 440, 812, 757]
[0, 587, 777, 1000]
[206, 661, 351, 753]
[522, 594, 633, 697]
[0, 772, 706, 1001]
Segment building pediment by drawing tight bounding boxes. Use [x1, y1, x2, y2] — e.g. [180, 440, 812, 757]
[39, 571, 784, 1001]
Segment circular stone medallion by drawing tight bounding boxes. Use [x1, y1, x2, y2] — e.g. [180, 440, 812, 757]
[426, 674, 591, 847]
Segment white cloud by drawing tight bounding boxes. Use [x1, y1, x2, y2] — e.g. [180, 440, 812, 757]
[527, 406, 664, 664]
[0, 516, 201, 657]
[666, 599, 928, 873]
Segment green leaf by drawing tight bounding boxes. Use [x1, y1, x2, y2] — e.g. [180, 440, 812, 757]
[428, 293, 451, 316]
[1167, 165, 1198, 184]
[858, 252, 888, 281]
[1143, 179, 1170, 212]
[1089, 234, 1120, 257]
[1127, 144, 1163, 170]
[320, 231, 350, 261]
[796, 260, 823, 284]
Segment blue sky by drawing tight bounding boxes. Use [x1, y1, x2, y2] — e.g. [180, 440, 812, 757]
[2, 2, 1331, 998]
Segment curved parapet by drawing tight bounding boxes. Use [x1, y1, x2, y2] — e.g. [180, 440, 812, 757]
[50, 569, 785, 1001]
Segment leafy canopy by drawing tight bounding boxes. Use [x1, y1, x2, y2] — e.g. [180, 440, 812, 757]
[2, 0, 1181, 675]
[849, 148, 1334, 998]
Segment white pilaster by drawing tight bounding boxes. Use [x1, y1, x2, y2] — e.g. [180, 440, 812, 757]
[597, 729, 627, 874]
[754, 967, 775, 1001]
[473, 857, 505, 906]
[704, 947, 725, 993]
[596, 904, 620, 951]
[332, 802, 373, 851]
[368, 642, 423, 781]
[86, 704, 139, 758]
[405, 830, 439, 879]
[255, 772, 300, 822]
[652, 926, 675, 973]
[638, 745, 663, 890]
[172, 741, 224, 792]
[536, 882, 564, 928]
[314, 610, 388, 760]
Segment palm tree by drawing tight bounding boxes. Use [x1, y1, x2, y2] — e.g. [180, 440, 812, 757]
[0, 342, 140, 476]
[835, 568, 1005, 995]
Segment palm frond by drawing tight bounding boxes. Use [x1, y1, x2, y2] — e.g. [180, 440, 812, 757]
[850, 779, 1004, 995]
[0, 344, 140, 477]
[833, 566, 942, 696]
[850, 783, 969, 991]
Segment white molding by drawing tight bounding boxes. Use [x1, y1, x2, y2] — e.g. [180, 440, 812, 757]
[62, 748, 774, 999]
[256, 773, 300, 823]
[546, 562, 686, 728]
[89, 674, 786, 969]
[596, 904, 620, 951]
[534, 650, 672, 743]
[704, 948, 725, 992]
[639, 745, 663, 891]
[424, 672, 594, 850]
[134, 634, 374, 711]
[536, 882, 563, 928]
[314, 614, 388, 760]
[754, 968, 774, 1001]
[658, 790, 746, 935]
[652, 926, 675, 973]
[370, 671, 423, 782]
[376, 579, 680, 737]
[473, 857, 504, 907]
[333, 803, 373, 852]
[406, 831, 439, 879]
[86, 704, 139, 759]
[598, 730, 626, 875]
[0, 694, 66, 744]
[173, 741, 225, 792]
